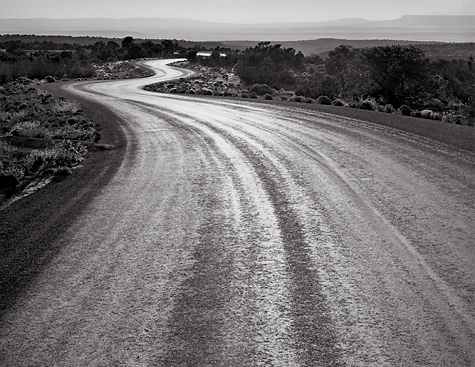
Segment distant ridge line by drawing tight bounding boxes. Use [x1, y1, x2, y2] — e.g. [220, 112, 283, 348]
[0, 15, 474, 42]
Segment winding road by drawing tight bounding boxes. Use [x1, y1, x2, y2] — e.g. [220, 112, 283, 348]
[1, 59, 475, 366]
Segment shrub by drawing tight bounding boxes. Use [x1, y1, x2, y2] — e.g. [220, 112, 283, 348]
[420, 109, 433, 119]
[250, 84, 274, 96]
[423, 98, 444, 111]
[249, 92, 258, 99]
[332, 99, 345, 106]
[360, 99, 376, 111]
[51, 99, 80, 114]
[290, 96, 304, 103]
[0, 141, 27, 180]
[200, 87, 213, 95]
[316, 95, 332, 105]
[305, 98, 315, 103]
[27, 140, 86, 168]
[411, 110, 422, 118]
[384, 104, 395, 113]
[443, 114, 464, 125]
[398, 105, 412, 116]
[0, 173, 19, 190]
[348, 101, 361, 109]
[263, 93, 274, 100]
[11, 121, 51, 139]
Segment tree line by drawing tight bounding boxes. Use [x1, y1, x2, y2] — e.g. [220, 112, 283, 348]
[1, 36, 473, 113]
[0, 37, 184, 83]
[218, 42, 473, 112]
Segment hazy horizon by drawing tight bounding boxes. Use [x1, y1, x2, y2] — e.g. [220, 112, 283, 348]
[1, 15, 474, 42]
[1, 15, 472, 25]
[1, 0, 474, 24]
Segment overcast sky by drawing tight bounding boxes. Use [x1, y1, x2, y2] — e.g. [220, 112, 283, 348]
[1, 0, 474, 23]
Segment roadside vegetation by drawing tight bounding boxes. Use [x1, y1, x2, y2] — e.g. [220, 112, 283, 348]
[179, 42, 474, 127]
[0, 77, 103, 203]
[0, 36, 180, 203]
[0, 36, 180, 83]
[142, 40, 475, 126]
[1, 35, 473, 203]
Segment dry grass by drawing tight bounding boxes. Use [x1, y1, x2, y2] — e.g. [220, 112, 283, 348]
[51, 99, 80, 114]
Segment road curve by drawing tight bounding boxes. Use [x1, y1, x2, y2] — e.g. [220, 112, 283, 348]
[1, 59, 475, 366]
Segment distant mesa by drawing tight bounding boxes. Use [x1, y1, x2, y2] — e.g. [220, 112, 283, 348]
[0, 15, 474, 42]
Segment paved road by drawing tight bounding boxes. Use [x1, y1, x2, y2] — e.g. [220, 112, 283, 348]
[1, 60, 475, 366]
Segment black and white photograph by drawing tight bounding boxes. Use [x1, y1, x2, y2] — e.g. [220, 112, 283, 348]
[1, 1, 474, 365]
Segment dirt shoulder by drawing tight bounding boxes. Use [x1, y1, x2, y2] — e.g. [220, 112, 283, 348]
[0, 84, 128, 314]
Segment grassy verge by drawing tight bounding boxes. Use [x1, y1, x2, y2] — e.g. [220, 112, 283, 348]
[0, 78, 100, 204]
[0, 60, 153, 205]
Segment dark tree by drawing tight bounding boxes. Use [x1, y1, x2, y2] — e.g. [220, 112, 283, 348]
[362, 45, 430, 107]
[121, 36, 134, 49]
[325, 45, 369, 98]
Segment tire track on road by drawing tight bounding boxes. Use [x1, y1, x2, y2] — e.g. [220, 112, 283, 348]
[152, 97, 475, 365]
[212, 103, 475, 364]
[216, 104, 475, 359]
[142, 103, 344, 366]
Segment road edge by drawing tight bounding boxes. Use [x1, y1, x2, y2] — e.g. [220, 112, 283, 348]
[0, 85, 128, 314]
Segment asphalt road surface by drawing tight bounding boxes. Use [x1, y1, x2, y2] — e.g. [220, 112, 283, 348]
[1, 60, 474, 366]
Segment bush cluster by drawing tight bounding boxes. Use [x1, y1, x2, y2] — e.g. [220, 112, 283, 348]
[227, 43, 473, 122]
[0, 78, 100, 202]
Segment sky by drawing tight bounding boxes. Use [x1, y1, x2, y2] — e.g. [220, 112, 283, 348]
[1, 0, 474, 23]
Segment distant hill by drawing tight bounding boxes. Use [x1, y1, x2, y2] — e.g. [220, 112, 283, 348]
[1, 34, 473, 60]
[0, 15, 474, 42]
[222, 39, 475, 59]
[223, 39, 432, 56]
[371, 15, 475, 28]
